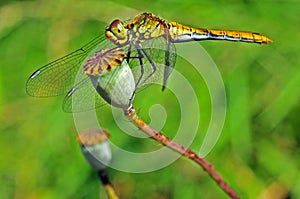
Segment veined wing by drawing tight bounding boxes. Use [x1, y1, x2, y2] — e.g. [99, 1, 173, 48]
[61, 37, 176, 112]
[26, 28, 176, 112]
[62, 78, 107, 112]
[26, 34, 107, 97]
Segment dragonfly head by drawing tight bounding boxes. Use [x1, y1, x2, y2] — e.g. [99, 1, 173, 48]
[106, 19, 128, 46]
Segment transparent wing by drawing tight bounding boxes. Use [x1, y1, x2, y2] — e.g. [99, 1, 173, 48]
[26, 34, 107, 97]
[61, 38, 176, 112]
[62, 78, 107, 113]
[26, 30, 177, 112]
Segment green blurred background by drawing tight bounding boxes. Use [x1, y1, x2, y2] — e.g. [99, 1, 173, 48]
[1, 0, 299, 198]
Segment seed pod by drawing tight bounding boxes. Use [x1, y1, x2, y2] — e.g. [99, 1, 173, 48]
[89, 59, 135, 110]
[77, 129, 111, 171]
[84, 48, 135, 110]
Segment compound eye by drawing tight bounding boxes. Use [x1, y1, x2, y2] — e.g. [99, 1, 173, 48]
[109, 20, 124, 35]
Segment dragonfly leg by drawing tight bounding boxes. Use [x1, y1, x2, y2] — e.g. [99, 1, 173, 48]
[139, 48, 157, 87]
[123, 44, 145, 100]
[162, 39, 171, 91]
[125, 44, 145, 89]
[135, 48, 145, 89]
[126, 44, 131, 63]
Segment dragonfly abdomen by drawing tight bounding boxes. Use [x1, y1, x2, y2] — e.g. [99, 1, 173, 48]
[168, 22, 272, 44]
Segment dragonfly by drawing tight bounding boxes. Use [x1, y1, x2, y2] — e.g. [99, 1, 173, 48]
[105, 12, 272, 89]
[26, 12, 272, 112]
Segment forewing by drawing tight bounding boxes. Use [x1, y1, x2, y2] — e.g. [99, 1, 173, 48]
[26, 34, 107, 97]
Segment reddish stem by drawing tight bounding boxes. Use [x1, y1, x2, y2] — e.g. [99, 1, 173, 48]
[124, 106, 240, 199]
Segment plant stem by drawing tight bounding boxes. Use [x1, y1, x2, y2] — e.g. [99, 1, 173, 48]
[98, 170, 119, 199]
[124, 106, 240, 199]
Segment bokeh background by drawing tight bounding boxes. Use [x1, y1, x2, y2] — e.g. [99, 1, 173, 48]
[1, 0, 299, 198]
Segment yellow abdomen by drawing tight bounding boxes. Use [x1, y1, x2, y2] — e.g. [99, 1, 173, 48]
[168, 22, 272, 44]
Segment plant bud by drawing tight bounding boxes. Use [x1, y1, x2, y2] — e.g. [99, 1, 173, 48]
[84, 48, 135, 110]
[77, 129, 111, 171]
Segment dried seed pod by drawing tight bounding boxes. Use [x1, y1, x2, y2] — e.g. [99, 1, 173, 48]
[89, 59, 135, 110]
[77, 129, 111, 171]
[85, 48, 135, 110]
